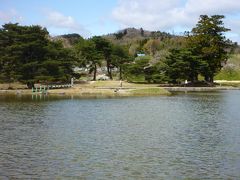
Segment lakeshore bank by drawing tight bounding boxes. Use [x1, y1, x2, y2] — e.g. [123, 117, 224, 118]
[1, 80, 240, 97]
[0, 81, 171, 97]
[164, 86, 240, 92]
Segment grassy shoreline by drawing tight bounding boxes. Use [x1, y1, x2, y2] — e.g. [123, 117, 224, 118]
[1, 80, 240, 97]
[0, 81, 171, 97]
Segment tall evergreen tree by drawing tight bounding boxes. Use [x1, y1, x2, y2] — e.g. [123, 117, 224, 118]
[164, 47, 205, 84]
[188, 15, 230, 83]
[80, 40, 103, 81]
[111, 45, 132, 80]
[91, 36, 113, 79]
[0, 23, 75, 88]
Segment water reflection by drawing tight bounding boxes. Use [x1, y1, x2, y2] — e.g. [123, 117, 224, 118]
[0, 91, 240, 179]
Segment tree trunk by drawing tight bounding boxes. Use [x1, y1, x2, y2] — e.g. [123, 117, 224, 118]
[107, 60, 113, 80]
[204, 75, 210, 82]
[204, 75, 214, 85]
[209, 75, 214, 84]
[27, 82, 35, 89]
[109, 68, 112, 80]
[191, 74, 198, 84]
[119, 66, 122, 80]
[93, 64, 97, 81]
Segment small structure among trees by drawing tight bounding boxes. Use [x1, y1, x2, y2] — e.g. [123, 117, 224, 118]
[0, 15, 234, 86]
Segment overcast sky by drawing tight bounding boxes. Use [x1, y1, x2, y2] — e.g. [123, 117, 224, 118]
[1, 0, 240, 42]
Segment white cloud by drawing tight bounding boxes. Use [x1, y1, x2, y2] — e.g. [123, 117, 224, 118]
[112, 0, 240, 41]
[0, 9, 23, 23]
[185, 0, 240, 15]
[225, 18, 240, 42]
[112, 0, 184, 31]
[44, 10, 91, 37]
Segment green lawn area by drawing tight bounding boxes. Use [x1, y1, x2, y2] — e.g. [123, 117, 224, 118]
[215, 54, 240, 80]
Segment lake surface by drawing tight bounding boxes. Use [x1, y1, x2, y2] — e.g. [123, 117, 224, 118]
[0, 91, 240, 179]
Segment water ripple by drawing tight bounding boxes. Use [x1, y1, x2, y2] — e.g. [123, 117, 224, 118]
[0, 91, 240, 179]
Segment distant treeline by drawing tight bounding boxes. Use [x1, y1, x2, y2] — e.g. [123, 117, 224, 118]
[0, 15, 236, 88]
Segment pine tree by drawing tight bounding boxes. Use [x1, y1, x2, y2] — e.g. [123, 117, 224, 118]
[188, 15, 230, 83]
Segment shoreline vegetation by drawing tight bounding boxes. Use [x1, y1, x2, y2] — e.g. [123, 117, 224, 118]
[1, 15, 240, 96]
[1, 80, 240, 98]
[0, 81, 171, 97]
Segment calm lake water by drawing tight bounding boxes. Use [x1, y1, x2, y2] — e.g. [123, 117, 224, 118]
[0, 91, 240, 179]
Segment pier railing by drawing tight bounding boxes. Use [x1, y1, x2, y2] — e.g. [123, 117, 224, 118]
[32, 84, 72, 93]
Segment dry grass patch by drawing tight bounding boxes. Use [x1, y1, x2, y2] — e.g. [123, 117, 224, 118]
[129, 88, 171, 96]
[0, 83, 27, 90]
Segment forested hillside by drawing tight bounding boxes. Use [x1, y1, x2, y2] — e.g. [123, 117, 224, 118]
[0, 15, 239, 88]
[57, 25, 239, 83]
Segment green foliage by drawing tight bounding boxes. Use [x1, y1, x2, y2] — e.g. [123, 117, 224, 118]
[103, 16, 232, 84]
[0, 23, 75, 88]
[144, 61, 169, 83]
[150, 31, 172, 40]
[114, 29, 128, 40]
[74, 35, 133, 81]
[0, 15, 235, 86]
[159, 15, 231, 84]
[111, 44, 132, 79]
[143, 39, 161, 55]
[215, 54, 240, 80]
[188, 15, 230, 82]
[215, 68, 240, 80]
[61, 33, 84, 45]
[114, 30, 127, 40]
[125, 56, 150, 82]
[91, 36, 114, 79]
[164, 48, 194, 83]
[78, 39, 103, 80]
